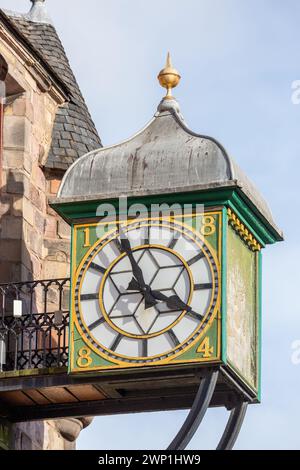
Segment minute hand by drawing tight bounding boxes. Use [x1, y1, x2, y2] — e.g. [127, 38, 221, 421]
[120, 236, 145, 286]
[119, 233, 157, 309]
[151, 290, 192, 312]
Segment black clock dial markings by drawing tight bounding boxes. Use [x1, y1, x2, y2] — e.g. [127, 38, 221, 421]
[81, 293, 98, 301]
[146, 249, 160, 269]
[167, 329, 180, 347]
[112, 237, 124, 253]
[110, 333, 123, 352]
[194, 282, 213, 290]
[186, 310, 204, 321]
[132, 294, 146, 317]
[108, 291, 142, 318]
[88, 317, 105, 331]
[133, 318, 145, 335]
[143, 236, 150, 246]
[145, 311, 160, 335]
[90, 262, 106, 274]
[142, 339, 148, 357]
[187, 251, 205, 266]
[172, 266, 186, 290]
[142, 226, 150, 246]
[168, 236, 178, 250]
[109, 274, 121, 290]
[109, 314, 135, 320]
[76, 220, 218, 363]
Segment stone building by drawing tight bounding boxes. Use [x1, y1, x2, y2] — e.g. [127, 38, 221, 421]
[0, 0, 101, 449]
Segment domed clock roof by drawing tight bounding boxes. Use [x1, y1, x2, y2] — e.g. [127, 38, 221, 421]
[56, 55, 282, 239]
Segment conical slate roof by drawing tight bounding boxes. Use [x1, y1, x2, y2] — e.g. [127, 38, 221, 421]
[57, 97, 282, 238]
[2, 2, 101, 170]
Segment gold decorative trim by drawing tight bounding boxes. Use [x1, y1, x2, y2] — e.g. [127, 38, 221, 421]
[227, 208, 261, 252]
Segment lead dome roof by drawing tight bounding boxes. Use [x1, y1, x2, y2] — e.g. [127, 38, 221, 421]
[57, 97, 281, 237]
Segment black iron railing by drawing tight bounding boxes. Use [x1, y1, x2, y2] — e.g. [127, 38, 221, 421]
[0, 278, 70, 372]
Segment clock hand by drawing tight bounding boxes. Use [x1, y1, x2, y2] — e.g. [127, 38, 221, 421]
[120, 236, 145, 286]
[151, 290, 192, 312]
[119, 229, 157, 309]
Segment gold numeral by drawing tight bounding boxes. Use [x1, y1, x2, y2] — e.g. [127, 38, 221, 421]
[83, 228, 91, 248]
[200, 216, 216, 236]
[77, 347, 92, 368]
[197, 336, 214, 358]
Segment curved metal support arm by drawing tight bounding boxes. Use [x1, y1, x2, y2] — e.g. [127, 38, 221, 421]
[167, 370, 219, 450]
[216, 401, 248, 450]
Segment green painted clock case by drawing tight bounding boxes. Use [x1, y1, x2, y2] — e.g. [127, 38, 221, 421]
[52, 187, 281, 401]
[69, 210, 222, 370]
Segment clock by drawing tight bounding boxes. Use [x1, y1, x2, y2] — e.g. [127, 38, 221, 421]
[73, 217, 220, 367]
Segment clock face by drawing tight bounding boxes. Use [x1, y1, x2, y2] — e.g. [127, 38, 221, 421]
[74, 219, 219, 365]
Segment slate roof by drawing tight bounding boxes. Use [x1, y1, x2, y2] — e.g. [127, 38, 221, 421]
[3, 12, 102, 171]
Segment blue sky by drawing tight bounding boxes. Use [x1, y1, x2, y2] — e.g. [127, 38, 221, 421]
[2, 0, 300, 449]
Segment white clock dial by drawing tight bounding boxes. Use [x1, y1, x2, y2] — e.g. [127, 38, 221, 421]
[102, 246, 191, 337]
[75, 220, 219, 364]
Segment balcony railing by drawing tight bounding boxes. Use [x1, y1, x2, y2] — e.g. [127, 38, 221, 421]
[0, 278, 70, 372]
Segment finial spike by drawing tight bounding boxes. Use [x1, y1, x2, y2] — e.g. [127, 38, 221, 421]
[158, 53, 181, 100]
[27, 0, 53, 25]
[166, 52, 172, 68]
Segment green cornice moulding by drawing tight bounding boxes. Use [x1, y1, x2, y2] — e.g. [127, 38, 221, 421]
[50, 187, 283, 246]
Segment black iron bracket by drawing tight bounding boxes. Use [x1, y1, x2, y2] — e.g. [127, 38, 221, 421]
[216, 401, 248, 450]
[167, 370, 248, 450]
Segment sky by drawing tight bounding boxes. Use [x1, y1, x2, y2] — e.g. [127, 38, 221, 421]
[1, 0, 300, 450]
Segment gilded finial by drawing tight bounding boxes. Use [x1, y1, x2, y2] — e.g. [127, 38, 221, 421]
[158, 52, 181, 99]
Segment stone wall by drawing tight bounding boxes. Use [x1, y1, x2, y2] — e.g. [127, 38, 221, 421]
[0, 65, 70, 284]
[10, 418, 92, 450]
[0, 37, 81, 450]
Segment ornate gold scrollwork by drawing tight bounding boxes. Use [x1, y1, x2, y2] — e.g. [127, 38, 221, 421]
[227, 208, 261, 252]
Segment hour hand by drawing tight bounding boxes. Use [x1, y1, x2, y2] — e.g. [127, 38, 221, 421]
[151, 290, 192, 312]
[127, 278, 157, 309]
[127, 278, 140, 291]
